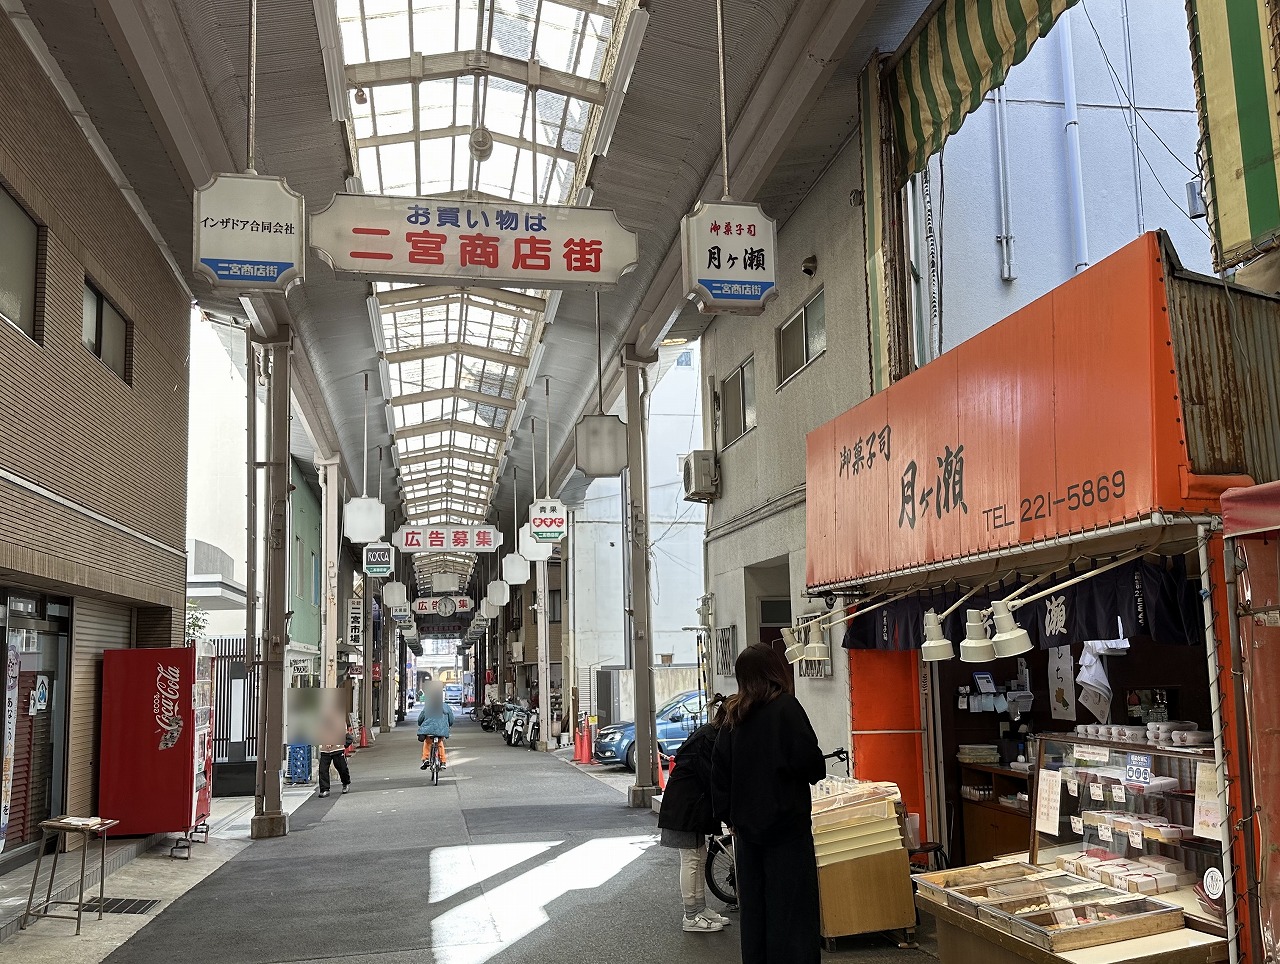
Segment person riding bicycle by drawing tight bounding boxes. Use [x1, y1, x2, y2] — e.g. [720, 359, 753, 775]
[416, 683, 454, 771]
[658, 695, 732, 934]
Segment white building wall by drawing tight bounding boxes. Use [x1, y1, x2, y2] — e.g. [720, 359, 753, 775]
[699, 1, 1205, 760]
[571, 346, 705, 712]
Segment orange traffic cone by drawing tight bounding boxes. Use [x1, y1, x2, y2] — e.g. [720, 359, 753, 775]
[657, 753, 669, 790]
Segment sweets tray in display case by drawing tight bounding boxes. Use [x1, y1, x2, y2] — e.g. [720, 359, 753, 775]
[915, 860, 1184, 952]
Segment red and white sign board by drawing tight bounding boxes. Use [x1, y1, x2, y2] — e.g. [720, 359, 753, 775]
[311, 194, 638, 288]
[393, 525, 501, 553]
[412, 596, 474, 615]
[529, 500, 567, 542]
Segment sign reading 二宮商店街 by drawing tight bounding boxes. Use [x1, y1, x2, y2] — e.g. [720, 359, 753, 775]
[310, 194, 638, 287]
[804, 234, 1215, 590]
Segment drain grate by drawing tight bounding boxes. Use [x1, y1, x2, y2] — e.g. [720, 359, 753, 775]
[81, 897, 160, 916]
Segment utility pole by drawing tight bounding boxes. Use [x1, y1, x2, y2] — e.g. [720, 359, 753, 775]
[623, 345, 657, 807]
[243, 326, 259, 791]
[251, 320, 290, 839]
[318, 457, 342, 687]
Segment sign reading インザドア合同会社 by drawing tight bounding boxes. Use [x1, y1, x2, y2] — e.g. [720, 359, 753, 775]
[310, 194, 638, 287]
[193, 173, 305, 291]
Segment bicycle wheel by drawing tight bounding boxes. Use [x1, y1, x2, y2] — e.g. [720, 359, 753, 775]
[431, 741, 440, 786]
[705, 837, 737, 906]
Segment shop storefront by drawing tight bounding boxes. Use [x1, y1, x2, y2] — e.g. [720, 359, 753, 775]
[805, 233, 1280, 964]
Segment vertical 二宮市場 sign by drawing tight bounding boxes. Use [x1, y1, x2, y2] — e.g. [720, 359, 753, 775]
[193, 173, 305, 291]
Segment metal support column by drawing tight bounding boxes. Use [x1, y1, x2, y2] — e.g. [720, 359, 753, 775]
[380, 600, 393, 732]
[623, 347, 657, 807]
[318, 457, 341, 687]
[535, 559, 552, 750]
[251, 322, 290, 839]
[565, 509, 578, 740]
[362, 582, 375, 740]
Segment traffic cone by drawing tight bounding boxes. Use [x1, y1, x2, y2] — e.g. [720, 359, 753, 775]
[657, 753, 668, 791]
[573, 724, 586, 763]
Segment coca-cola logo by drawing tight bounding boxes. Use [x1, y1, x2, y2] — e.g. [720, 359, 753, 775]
[153, 663, 183, 750]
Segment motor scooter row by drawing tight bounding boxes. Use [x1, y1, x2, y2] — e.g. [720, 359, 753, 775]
[500, 699, 540, 748]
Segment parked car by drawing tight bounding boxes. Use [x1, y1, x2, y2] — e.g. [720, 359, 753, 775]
[444, 683, 463, 706]
[593, 690, 707, 770]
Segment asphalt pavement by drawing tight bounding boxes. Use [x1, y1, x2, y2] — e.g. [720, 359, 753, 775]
[98, 720, 935, 964]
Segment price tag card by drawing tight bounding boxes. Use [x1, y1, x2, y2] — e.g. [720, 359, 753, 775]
[1036, 769, 1063, 836]
[1098, 825, 1114, 842]
[1071, 815, 1085, 834]
[1128, 830, 1145, 848]
[1068, 779, 1079, 797]
[1125, 753, 1153, 786]
[1090, 783, 1105, 801]
[1112, 785, 1127, 803]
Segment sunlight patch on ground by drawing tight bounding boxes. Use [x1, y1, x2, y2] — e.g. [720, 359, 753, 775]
[428, 842, 560, 904]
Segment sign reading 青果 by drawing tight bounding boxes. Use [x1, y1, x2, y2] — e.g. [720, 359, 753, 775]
[311, 194, 638, 287]
[680, 200, 778, 314]
[193, 173, 305, 291]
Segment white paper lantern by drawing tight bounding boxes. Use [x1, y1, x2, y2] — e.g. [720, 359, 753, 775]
[502, 553, 530, 585]
[486, 580, 510, 606]
[519, 523, 555, 561]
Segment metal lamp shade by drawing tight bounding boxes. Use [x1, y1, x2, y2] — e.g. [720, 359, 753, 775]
[781, 627, 806, 664]
[920, 610, 955, 662]
[575, 414, 628, 477]
[959, 609, 997, 663]
[803, 639, 831, 661]
[990, 600, 1034, 658]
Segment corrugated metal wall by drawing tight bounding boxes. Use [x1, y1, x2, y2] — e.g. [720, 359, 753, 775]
[1167, 268, 1280, 485]
[67, 597, 132, 832]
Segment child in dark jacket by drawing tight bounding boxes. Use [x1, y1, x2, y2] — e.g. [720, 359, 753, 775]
[657, 697, 731, 934]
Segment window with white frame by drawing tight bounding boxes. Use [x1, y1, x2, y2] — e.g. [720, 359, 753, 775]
[81, 281, 129, 381]
[777, 289, 826, 385]
[0, 186, 39, 340]
[720, 357, 755, 446]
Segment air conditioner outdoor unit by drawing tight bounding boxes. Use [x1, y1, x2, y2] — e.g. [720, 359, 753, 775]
[682, 450, 718, 503]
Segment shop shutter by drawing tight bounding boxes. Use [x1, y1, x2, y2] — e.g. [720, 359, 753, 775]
[66, 597, 132, 839]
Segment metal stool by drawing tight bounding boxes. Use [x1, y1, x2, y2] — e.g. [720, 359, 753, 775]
[908, 841, 949, 872]
[21, 816, 120, 935]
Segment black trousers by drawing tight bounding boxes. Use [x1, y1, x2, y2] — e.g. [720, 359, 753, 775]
[318, 750, 350, 793]
[734, 833, 821, 964]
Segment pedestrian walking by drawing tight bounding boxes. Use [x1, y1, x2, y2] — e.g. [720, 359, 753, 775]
[318, 725, 352, 798]
[417, 683, 454, 770]
[712, 643, 826, 964]
[658, 696, 732, 934]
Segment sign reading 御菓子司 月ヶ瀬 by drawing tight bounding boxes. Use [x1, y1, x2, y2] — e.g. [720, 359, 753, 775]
[310, 194, 638, 288]
[193, 173, 305, 292]
[680, 200, 778, 315]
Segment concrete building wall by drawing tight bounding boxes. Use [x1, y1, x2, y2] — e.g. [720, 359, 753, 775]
[0, 14, 189, 629]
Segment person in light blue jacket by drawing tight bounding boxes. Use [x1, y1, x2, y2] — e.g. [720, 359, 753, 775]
[417, 683, 455, 770]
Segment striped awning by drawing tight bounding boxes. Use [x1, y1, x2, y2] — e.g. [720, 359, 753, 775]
[1187, 0, 1280, 270]
[889, 0, 1078, 183]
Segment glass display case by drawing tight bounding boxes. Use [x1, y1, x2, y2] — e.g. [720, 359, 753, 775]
[1031, 734, 1225, 933]
[915, 859, 1186, 952]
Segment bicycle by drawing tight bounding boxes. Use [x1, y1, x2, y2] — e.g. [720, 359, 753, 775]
[427, 736, 443, 786]
[703, 747, 851, 906]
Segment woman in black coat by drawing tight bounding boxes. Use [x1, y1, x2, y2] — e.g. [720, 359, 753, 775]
[657, 697, 731, 934]
[713, 643, 826, 964]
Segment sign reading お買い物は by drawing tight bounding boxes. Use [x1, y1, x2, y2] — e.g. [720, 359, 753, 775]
[680, 200, 778, 315]
[310, 194, 638, 287]
[193, 173, 305, 291]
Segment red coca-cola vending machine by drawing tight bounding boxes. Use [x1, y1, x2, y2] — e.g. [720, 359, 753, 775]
[99, 644, 213, 857]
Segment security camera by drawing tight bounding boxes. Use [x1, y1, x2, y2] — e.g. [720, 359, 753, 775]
[802, 256, 818, 277]
[824, 593, 837, 610]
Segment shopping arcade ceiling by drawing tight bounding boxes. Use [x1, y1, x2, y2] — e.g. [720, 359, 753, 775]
[10, 0, 931, 592]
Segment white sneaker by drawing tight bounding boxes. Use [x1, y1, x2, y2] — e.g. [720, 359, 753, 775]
[701, 910, 732, 926]
[683, 914, 724, 933]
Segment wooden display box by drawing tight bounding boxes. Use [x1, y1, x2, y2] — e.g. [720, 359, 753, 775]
[818, 846, 916, 939]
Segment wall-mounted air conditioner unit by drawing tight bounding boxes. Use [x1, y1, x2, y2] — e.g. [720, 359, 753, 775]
[681, 450, 718, 503]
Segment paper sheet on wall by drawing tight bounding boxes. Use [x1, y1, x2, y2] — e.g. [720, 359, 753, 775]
[1036, 769, 1062, 836]
[1193, 761, 1226, 840]
[1049, 646, 1077, 720]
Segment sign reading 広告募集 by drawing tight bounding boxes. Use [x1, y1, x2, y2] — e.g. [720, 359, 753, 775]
[310, 195, 638, 287]
[193, 173, 305, 291]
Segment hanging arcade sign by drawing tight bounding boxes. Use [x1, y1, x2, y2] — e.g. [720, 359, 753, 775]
[193, 173, 305, 291]
[680, 200, 778, 314]
[529, 499, 568, 542]
[310, 194, 638, 288]
[393, 524, 501, 554]
[413, 596, 474, 616]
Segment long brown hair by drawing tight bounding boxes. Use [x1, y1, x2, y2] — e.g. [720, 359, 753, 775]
[722, 643, 794, 729]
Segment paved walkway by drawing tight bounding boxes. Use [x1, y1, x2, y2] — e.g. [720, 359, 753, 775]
[51, 720, 933, 964]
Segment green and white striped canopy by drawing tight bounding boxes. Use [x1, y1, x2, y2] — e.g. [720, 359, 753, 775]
[889, 0, 1078, 183]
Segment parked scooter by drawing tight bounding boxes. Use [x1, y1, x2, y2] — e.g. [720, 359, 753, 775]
[503, 700, 528, 746]
[523, 708, 539, 750]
